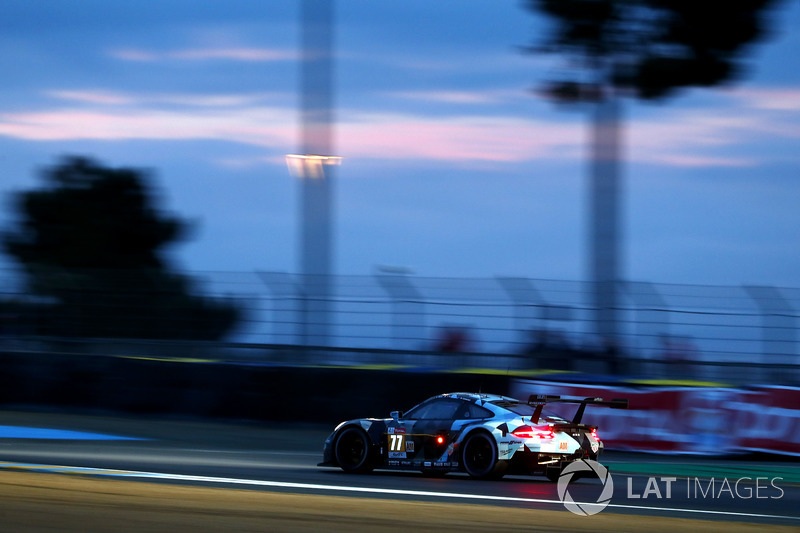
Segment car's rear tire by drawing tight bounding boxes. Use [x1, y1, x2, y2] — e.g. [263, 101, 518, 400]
[461, 432, 505, 480]
[545, 465, 562, 482]
[334, 427, 373, 473]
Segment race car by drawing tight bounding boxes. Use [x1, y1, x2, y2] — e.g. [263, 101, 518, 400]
[319, 392, 628, 481]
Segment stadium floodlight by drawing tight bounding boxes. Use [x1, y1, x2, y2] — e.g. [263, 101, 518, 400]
[285, 154, 342, 180]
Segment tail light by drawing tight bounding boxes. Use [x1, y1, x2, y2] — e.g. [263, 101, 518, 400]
[511, 425, 555, 440]
[591, 428, 599, 440]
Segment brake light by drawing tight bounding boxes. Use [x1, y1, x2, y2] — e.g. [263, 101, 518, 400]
[436, 435, 445, 445]
[511, 425, 554, 440]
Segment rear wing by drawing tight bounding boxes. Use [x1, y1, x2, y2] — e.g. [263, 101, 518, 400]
[527, 394, 629, 425]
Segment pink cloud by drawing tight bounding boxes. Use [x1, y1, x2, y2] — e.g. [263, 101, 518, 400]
[0, 92, 793, 169]
[0, 106, 577, 164]
[45, 90, 134, 105]
[727, 87, 800, 111]
[647, 154, 758, 168]
[626, 112, 767, 167]
[108, 47, 297, 62]
[109, 49, 157, 62]
[169, 48, 297, 61]
[339, 115, 578, 162]
[0, 109, 295, 146]
[46, 90, 284, 108]
[385, 90, 505, 105]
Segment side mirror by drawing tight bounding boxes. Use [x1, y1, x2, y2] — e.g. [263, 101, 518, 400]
[390, 410, 402, 422]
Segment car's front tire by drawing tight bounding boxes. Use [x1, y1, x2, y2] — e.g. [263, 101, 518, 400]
[334, 427, 373, 473]
[461, 431, 506, 480]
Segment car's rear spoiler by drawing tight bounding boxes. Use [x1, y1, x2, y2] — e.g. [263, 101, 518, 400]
[527, 394, 629, 424]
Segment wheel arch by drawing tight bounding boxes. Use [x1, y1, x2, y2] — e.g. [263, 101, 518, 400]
[458, 426, 496, 445]
[456, 423, 503, 453]
[332, 421, 382, 469]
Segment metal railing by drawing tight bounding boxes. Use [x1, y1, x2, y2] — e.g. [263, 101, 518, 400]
[1, 270, 798, 382]
[251, 273, 798, 362]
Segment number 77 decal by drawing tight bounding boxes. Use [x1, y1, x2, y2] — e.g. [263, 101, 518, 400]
[387, 432, 407, 458]
[389, 433, 405, 451]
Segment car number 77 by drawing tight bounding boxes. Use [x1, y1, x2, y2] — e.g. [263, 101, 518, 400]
[389, 433, 405, 452]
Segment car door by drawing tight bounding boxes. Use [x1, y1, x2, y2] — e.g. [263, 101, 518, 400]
[384, 401, 434, 465]
[404, 398, 464, 466]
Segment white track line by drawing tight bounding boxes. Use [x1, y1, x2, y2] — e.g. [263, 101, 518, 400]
[2, 462, 798, 521]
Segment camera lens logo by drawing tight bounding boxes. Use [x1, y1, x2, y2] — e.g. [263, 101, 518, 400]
[557, 459, 614, 516]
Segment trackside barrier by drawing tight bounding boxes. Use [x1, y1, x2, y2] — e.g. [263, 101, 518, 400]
[511, 380, 800, 456]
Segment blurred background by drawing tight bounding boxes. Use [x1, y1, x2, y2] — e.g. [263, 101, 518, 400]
[0, 0, 798, 411]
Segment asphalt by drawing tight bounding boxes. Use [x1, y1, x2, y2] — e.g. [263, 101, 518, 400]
[0, 408, 798, 529]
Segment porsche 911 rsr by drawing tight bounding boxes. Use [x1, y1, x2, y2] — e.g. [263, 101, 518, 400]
[319, 392, 628, 480]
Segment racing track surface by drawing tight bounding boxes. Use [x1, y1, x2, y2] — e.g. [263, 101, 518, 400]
[1, 410, 798, 532]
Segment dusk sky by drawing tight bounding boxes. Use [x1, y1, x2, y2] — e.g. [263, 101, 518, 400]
[1, 0, 798, 289]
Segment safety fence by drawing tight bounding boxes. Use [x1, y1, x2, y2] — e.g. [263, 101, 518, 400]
[1, 270, 798, 379]
[242, 272, 799, 367]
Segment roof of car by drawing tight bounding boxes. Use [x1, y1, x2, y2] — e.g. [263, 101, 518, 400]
[439, 392, 519, 403]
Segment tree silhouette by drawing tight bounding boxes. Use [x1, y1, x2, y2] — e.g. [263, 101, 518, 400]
[525, 0, 784, 340]
[2, 156, 240, 340]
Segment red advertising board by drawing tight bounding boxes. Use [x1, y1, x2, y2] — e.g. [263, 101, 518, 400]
[726, 386, 800, 455]
[511, 380, 800, 456]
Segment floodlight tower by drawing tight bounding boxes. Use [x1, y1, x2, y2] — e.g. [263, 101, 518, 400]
[286, 0, 339, 346]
